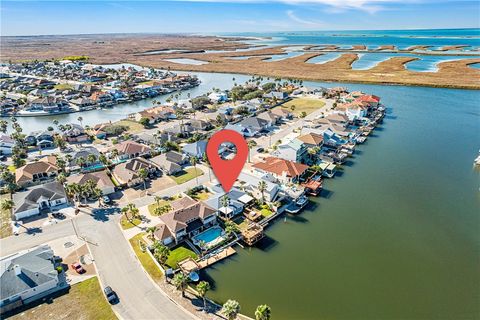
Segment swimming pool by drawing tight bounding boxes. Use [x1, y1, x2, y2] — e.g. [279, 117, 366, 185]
[192, 226, 225, 249]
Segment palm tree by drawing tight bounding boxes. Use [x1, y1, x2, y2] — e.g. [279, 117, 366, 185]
[152, 241, 170, 265]
[138, 168, 149, 190]
[0, 199, 14, 212]
[146, 226, 157, 240]
[77, 116, 83, 127]
[221, 299, 241, 320]
[189, 156, 199, 185]
[172, 273, 189, 297]
[224, 220, 239, 237]
[121, 203, 139, 222]
[196, 281, 210, 312]
[98, 154, 109, 167]
[202, 153, 212, 182]
[154, 195, 162, 208]
[87, 154, 97, 166]
[56, 173, 67, 185]
[76, 156, 86, 168]
[220, 194, 230, 219]
[255, 305, 271, 320]
[247, 140, 256, 163]
[258, 181, 267, 204]
[93, 188, 103, 206]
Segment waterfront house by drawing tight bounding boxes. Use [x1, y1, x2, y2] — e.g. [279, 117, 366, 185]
[0, 245, 67, 314]
[113, 141, 151, 160]
[337, 101, 368, 121]
[297, 132, 324, 148]
[12, 182, 67, 220]
[33, 131, 55, 149]
[15, 157, 60, 187]
[208, 92, 228, 103]
[112, 157, 157, 187]
[150, 151, 186, 175]
[356, 94, 380, 107]
[183, 140, 207, 158]
[63, 124, 89, 143]
[237, 171, 281, 203]
[153, 200, 217, 246]
[264, 91, 288, 101]
[272, 139, 309, 164]
[252, 157, 309, 184]
[0, 135, 15, 155]
[69, 147, 101, 169]
[204, 186, 253, 219]
[66, 170, 115, 195]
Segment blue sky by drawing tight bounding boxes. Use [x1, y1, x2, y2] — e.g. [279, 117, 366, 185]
[1, 1, 479, 36]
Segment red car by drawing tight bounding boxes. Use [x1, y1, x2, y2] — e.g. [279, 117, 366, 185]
[71, 262, 85, 274]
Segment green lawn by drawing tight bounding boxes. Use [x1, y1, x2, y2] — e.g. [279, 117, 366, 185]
[54, 83, 73, 91]
[9, 276, 116, 320]
[129, 233, 163, 283]
[147, 200, 170, 216]
[120, 217, 142, 230]
[166, 245, 198, 269]
[112, 119, 145, 134]
[260, 208, 274, 218]
[0, 193, 12, 239]
[170, 168, 204, 185]
[279, 97, 326, 116]
[191, 190, 211, 201]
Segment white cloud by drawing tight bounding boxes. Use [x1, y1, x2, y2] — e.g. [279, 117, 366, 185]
[286, 10, 324, 27]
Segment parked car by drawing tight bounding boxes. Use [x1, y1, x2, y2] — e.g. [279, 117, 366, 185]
[102, 195, 111, 204]
[256, 147, 265, 153]
[71, 262, 85, 274]
[104, 286, 119, 304]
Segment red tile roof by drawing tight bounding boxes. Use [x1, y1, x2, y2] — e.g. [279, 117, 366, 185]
[253, 157, 309, 178]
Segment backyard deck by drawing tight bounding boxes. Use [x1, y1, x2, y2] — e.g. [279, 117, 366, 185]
[198, 247, 236, 269]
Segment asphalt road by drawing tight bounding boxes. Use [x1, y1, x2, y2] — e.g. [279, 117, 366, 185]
[0, 213, 193, 320]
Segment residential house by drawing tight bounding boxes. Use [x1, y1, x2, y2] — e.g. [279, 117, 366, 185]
[150, 151, 186, 175]
[237, 171, 280, 203]
[0, 135, 15, 155]
[15, 156, 60, 187]
[271, 107, 293, 120]
[35, 131, 55, 149]
[264, 91, 288, 101]
[153, 200, 217, 246]
[297, 132, 324, 148]
[0, 245, 67, 314]
[112, 158, 157, 187]
[66, 170, 115, 195]
[257, 111, 281, 126]
[113, 141, 151, 160]
[272, 139, 309, 164]
[183, 140, 207, 158]
[12, 182, 67, 220]
[356, 94, 380, 107]
[252, 157, 309, 184]
[189, 119, 213, 132]
[208, 92, 228, 103]
[64, 124, 89, 143]
[204, 186, 253, 219]
[226, 117, 270, 137]
[69, 147, 102, 168]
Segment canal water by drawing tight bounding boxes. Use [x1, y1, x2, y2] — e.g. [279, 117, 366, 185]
[201, 80, 479, 319]
[7, 70, 480, 319]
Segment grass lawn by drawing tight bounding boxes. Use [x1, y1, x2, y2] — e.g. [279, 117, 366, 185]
[147, 200, 170, 216]
[112, 119, 145, 134]
[54, 83, 73, 91]
[166, 245, 198, 269]
[9, 276, 116, 320]
[280, 97, 326, 116]
[120, 216, 142, 229]
[0, 193, 12, 239]
[190, 190, 211, 201]
[129, 233, 163, 283]
[170, 168, 204, 185]
[260, 208, 274, 218]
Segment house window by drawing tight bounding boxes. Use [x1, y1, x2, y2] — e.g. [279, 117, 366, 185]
[55, 200, 62, 204]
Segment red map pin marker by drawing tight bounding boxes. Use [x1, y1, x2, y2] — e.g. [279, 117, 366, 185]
[206, 129, 248, 193]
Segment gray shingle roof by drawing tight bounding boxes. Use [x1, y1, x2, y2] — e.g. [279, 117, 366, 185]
[0, 245, 58, 300]
[13, 182, 66, 214]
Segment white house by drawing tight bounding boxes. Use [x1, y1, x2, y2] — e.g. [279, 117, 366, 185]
[0, 245, 67, 314]
[208, 92, 228, 103]
[0, 135, 15, 155]
[12, 182, 68, 220]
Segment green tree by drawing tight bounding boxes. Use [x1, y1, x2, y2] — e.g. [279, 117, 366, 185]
[258, 181, 267, 204]
[139, 117, 150, 128]
[255, 305, 272, 320]
[77, 116, 83, 127]
[0, 199, 14, 212]
[247, 140, 257, 163]
[152, 241, 170, 265]
[146, 226, 157, 240]
[56, 173, 67, 185]
[87, 154, 97, 165]
[196, 281, 210, 312]
[172, 272, 189, 297]
[138, 168, 149, 190]
[221, 299, 241, 320]
[189, 156, 199, 186]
